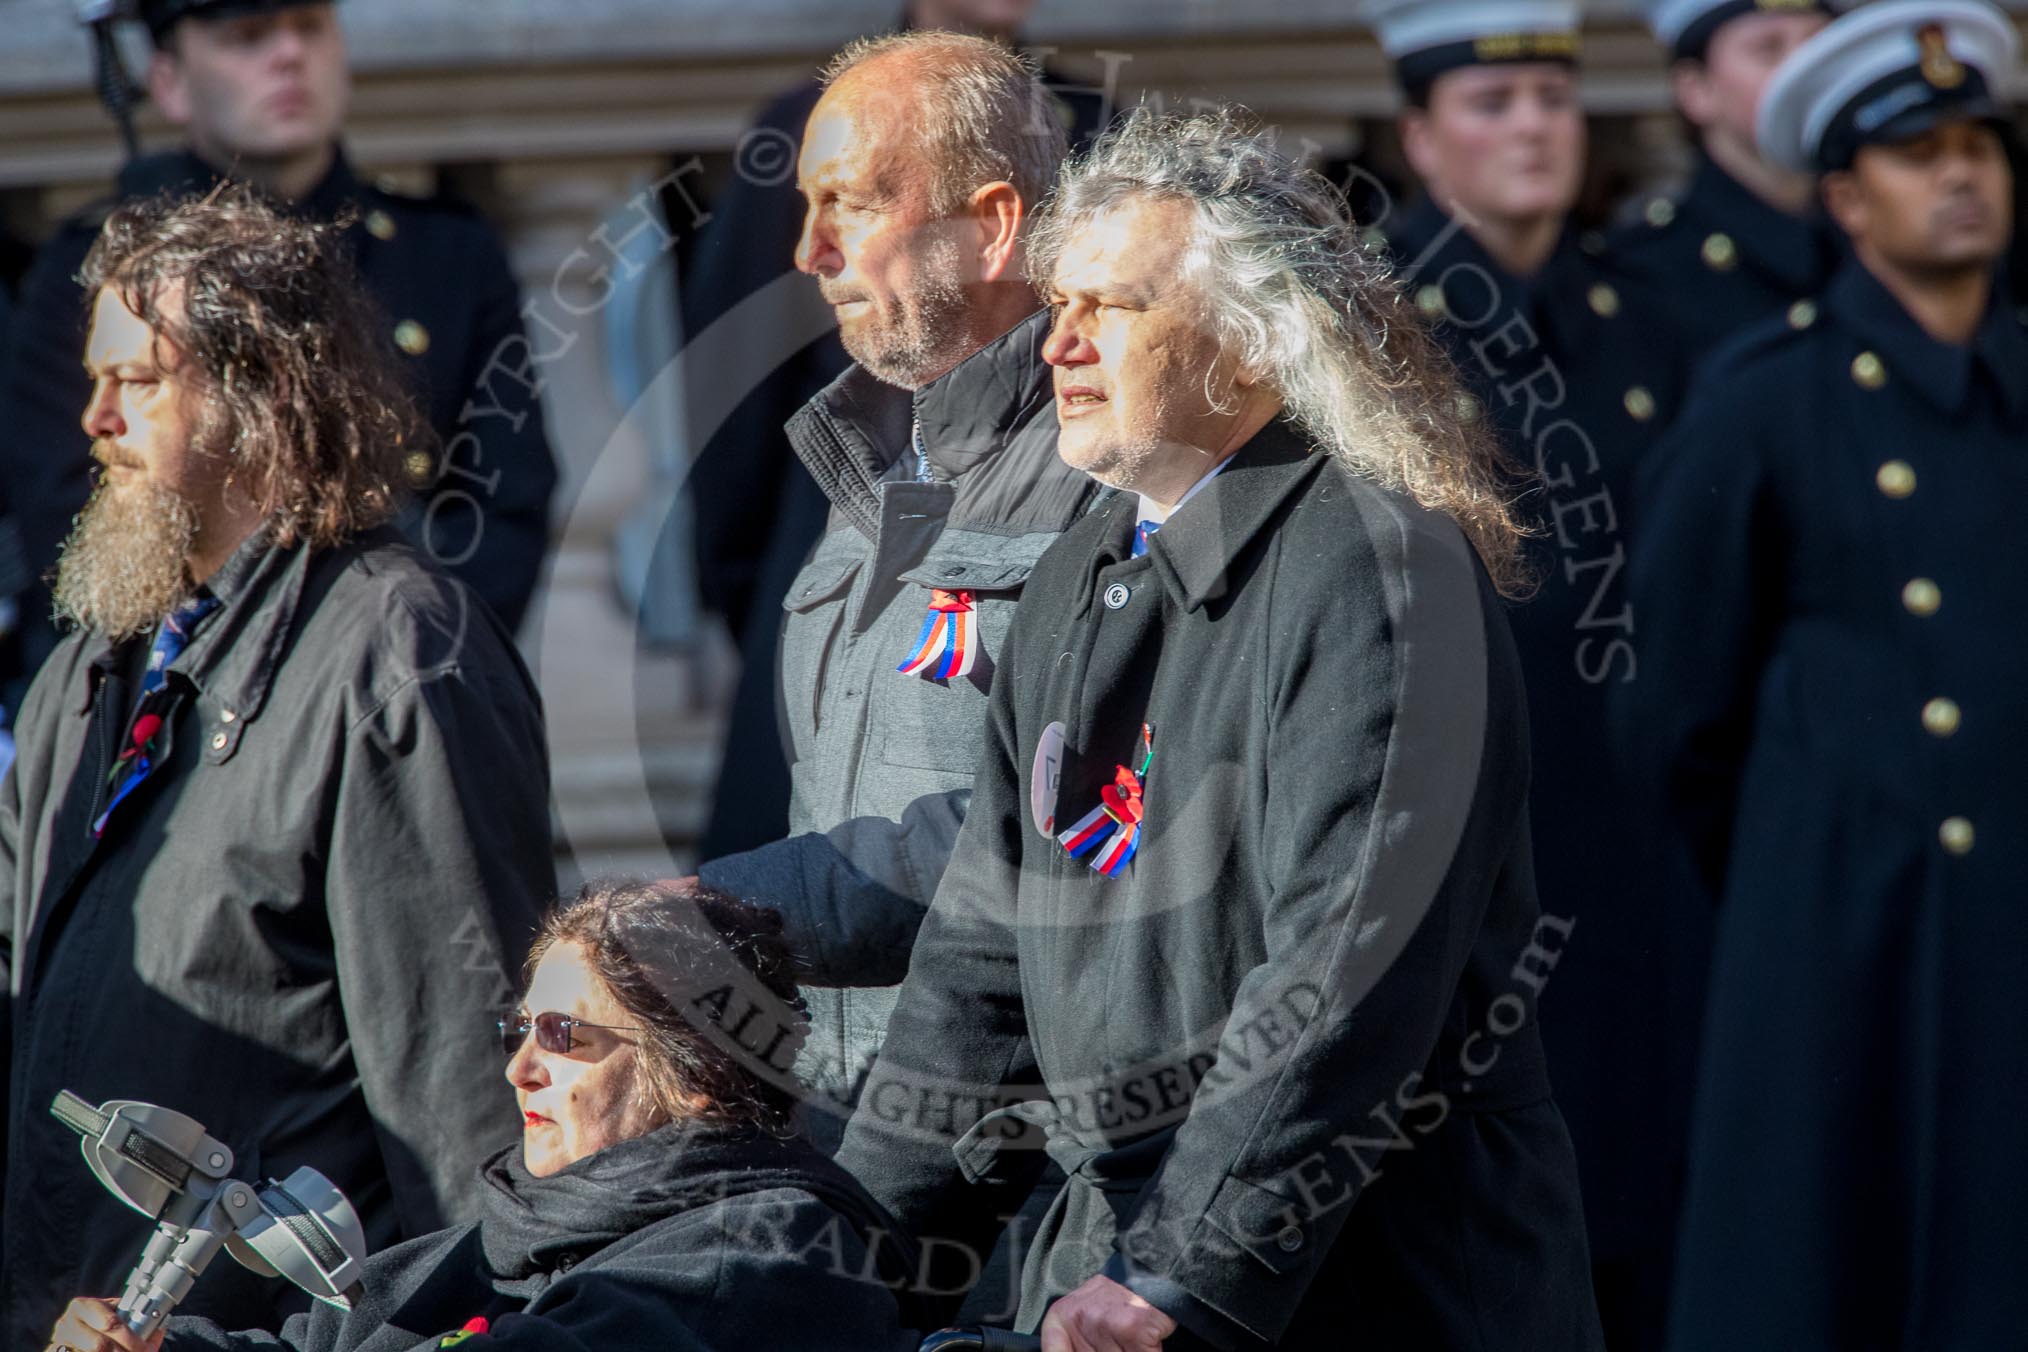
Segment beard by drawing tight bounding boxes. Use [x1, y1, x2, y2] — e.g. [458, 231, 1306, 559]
[51, 466, 202, 641]
[822, 234, 975, 390]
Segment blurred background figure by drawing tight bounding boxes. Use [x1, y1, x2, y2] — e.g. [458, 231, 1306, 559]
[1626, 3, 2028, 1347]
[1615, 0, 1841, 363]
[0, 0, 557, 708]
[1363, 2, 1693, 1344]
[683, 0, 1112, 865]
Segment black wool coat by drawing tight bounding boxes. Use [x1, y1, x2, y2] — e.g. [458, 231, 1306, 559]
[1385, 200, 1705, 1342]
[837, 420, 1602, 1349]
[160, 1120, 922, 1352]
[1623, 258, 2028, 1350]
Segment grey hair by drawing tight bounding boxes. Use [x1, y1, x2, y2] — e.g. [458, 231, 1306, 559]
[1028, 106, 1531, 596]
[822, 30, 1070, 217]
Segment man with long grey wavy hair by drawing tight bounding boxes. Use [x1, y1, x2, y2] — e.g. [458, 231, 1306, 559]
[837, 108, 1601, 1350]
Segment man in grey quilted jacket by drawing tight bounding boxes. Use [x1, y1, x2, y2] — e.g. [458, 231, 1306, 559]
[694, 30, 1093, 1154]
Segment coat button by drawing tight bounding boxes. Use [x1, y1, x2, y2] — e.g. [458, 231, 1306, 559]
[1623, 386, 1656, 422]
[1103, 582, 1131, 610]
[219, 708, 237, 724]
[1701, 232, 1738, 270]
[364, 208, 397, 241]
[1875, 460, 1917, 498]
[1454, 393, 1481, 422]
[1415, 284, 1445, 317]
[394, 319, 431, 356]
[1787, 299, 1818, 329]
[1921, 697, 1961, 738]
[211, 731, 229, 751]
[404, 450, 435, 485]
[1939, 817, 1975, 856]
[1851, 351, 1887, 389]
[1901, 578, 1941, 616]
[1275, 1224, 1304, 1253]
[1587, 283, 1620, 318]
[1644, 196, 1675, 228]
[943, 565, 967, 579]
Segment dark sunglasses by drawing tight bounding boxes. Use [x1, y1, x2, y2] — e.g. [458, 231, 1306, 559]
[498, 1010, 639, 1057]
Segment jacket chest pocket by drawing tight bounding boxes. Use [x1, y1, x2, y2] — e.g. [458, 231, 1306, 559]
[873, 531, 1053, 774]
[779, 542, 864, 746]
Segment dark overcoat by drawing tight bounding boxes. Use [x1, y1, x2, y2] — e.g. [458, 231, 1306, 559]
[838, 420, 1602, 1349]
[157, 1120, 921, 1352]
[0, 528, 554, 1350]
[1623, 258, 2028, 1350]
[1385, 199, 1703, 1342]
[1607, 152, 1842, 367]
[0, 148, 558, 673]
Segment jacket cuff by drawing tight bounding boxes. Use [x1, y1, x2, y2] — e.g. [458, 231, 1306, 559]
[698, 839, 833, 973]
[1115, 1169, 1336, 1345]
[1103, 1252, 1250, 1352]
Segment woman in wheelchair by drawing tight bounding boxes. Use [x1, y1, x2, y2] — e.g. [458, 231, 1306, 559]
[48, 879, 921, 1352]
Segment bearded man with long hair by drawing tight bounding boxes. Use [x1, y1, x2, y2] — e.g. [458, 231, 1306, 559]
[0, 186, 553, 1351]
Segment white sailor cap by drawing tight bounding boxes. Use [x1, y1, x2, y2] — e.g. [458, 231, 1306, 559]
[1645, 0, 1836, 61]
[1757, 0, 2019, 173]
[1364, 0, 1583, 98]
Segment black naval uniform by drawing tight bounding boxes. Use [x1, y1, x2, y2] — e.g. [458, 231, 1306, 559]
[0, 149, 558, 675]
[1383, 198, 1697, 1343]
[1625, 257, 2028, 1349]
[1609, 153, 1841, 365]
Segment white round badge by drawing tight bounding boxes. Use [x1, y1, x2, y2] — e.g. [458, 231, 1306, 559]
[1030, 720, 1067, 838]
[1103, 582, 1131, 610]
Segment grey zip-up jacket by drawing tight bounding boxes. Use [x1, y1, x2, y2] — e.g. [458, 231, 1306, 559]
[699, 309, 1093, 1149]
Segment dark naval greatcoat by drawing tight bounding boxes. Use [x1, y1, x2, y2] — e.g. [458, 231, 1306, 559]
[1383, 198, 1699, 1335]
[1624, 257, 2028, 1350]
[1608, 153, 1842, 367]
[839, 419, 1601, 1349]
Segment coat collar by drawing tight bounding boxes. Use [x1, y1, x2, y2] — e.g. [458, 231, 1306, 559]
[1086, 417, 1324, 614]
[117, 144, 365, 221]
[82, 527, 319, 726]
[1388, 196, 1588, 310]
[1826, 257, 2028, 423]
[787, 307, 1087, 539]
[1683, 152, 1836, 294]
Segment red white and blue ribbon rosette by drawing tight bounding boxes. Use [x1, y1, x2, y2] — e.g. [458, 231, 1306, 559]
[1058, 724, 1154, 877]
[897, 588, 977, 680]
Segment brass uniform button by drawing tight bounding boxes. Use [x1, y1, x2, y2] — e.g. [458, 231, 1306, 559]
[1876, 460, 1917, 498]
[404, 449, 435, 485]
[1587, 283, 1620, 318]
[1851, 351, 1887, 389]
[1701, 232, 1738, 270]
[394, 319, 430, 356]
[364, 209, 397, 241]
[1939, 816, 1975, 856]
[1624, 386, 1657, 422]
[1416, 284, 1445, 317]
[1644, 197, 1676, 228]
[1921, 697, 1961, 738]
[1901, 577, 1942, 616]
[1787, 299, 1818, 329]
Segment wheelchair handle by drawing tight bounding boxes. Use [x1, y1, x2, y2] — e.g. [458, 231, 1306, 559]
[919, 1328, 1042, 1351]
